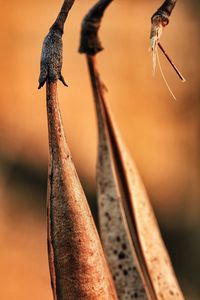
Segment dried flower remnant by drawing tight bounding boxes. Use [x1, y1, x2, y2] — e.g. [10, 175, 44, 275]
[80, 0, 185, 299]
[150, 0, 177, 70]
[39, 1, 118, 299]
[150, 0, 185, 100]
[38, 0, 76, 89]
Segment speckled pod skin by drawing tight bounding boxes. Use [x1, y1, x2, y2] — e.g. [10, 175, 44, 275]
[46, 81, 118, 300]
[110, 132, 184, 300]
[87, 56, 147, 300]
[96, 85, 185, 300]
[80, 1, 184, 298]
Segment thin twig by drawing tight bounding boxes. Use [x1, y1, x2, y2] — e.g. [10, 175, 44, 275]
[158, 43, 186, 82]
[51, 0, 76, 33]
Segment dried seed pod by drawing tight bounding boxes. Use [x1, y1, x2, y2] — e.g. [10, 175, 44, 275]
[87, 56, 147, 300]
[95, 75, 185, 300]
[39, 1, 118, 297]
[80, 1, 184, 298]
[46, 81, 118, 300]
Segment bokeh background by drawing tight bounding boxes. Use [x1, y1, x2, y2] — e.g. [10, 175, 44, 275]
[0, 0, 200, 299]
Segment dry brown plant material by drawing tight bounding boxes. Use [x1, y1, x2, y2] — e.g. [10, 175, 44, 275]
[150, 0, 177, 69]
[39, 1, 118, 299]
[150, 0, 185, 100]
[45, 81, 117, 299]
[80, 1, 185, 299]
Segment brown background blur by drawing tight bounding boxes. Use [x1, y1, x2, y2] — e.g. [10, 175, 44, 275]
[0, 0, 200, 299]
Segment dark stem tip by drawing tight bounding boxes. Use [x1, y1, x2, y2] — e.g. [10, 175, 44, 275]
[151, 11, 170, 27]
[151, 0, 177, 26]
[79, 0, 113, 56]
[79, 19, 104, 56]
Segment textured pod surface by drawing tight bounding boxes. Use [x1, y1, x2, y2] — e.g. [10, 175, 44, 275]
[87, 56, 147, 300]
[87, 54, 184, 300]
[100, 88, 185, 300]
[39, 30, 65, 89]
[46, 81, 118, 300]
[38, 0, 75, 89]
[113, 140, 184, 300]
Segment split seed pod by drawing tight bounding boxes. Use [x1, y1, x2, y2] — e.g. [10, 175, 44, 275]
[80, 1, 185, 299]
[93, 70, 185, 300]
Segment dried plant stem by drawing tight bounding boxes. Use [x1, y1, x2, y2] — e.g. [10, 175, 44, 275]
[150, 0, 177, 48]
[150, 0, 185, 100]
[51, 0, 76, 33]
[46, 80, 118, 299]
[152, 0, 177, 24]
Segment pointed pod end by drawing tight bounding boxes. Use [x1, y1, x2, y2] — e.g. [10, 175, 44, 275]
[38, 81, 45, 89]
[59, 75, 68, 87]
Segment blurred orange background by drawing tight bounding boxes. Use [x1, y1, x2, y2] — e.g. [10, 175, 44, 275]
[0, 0, 200, 299]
